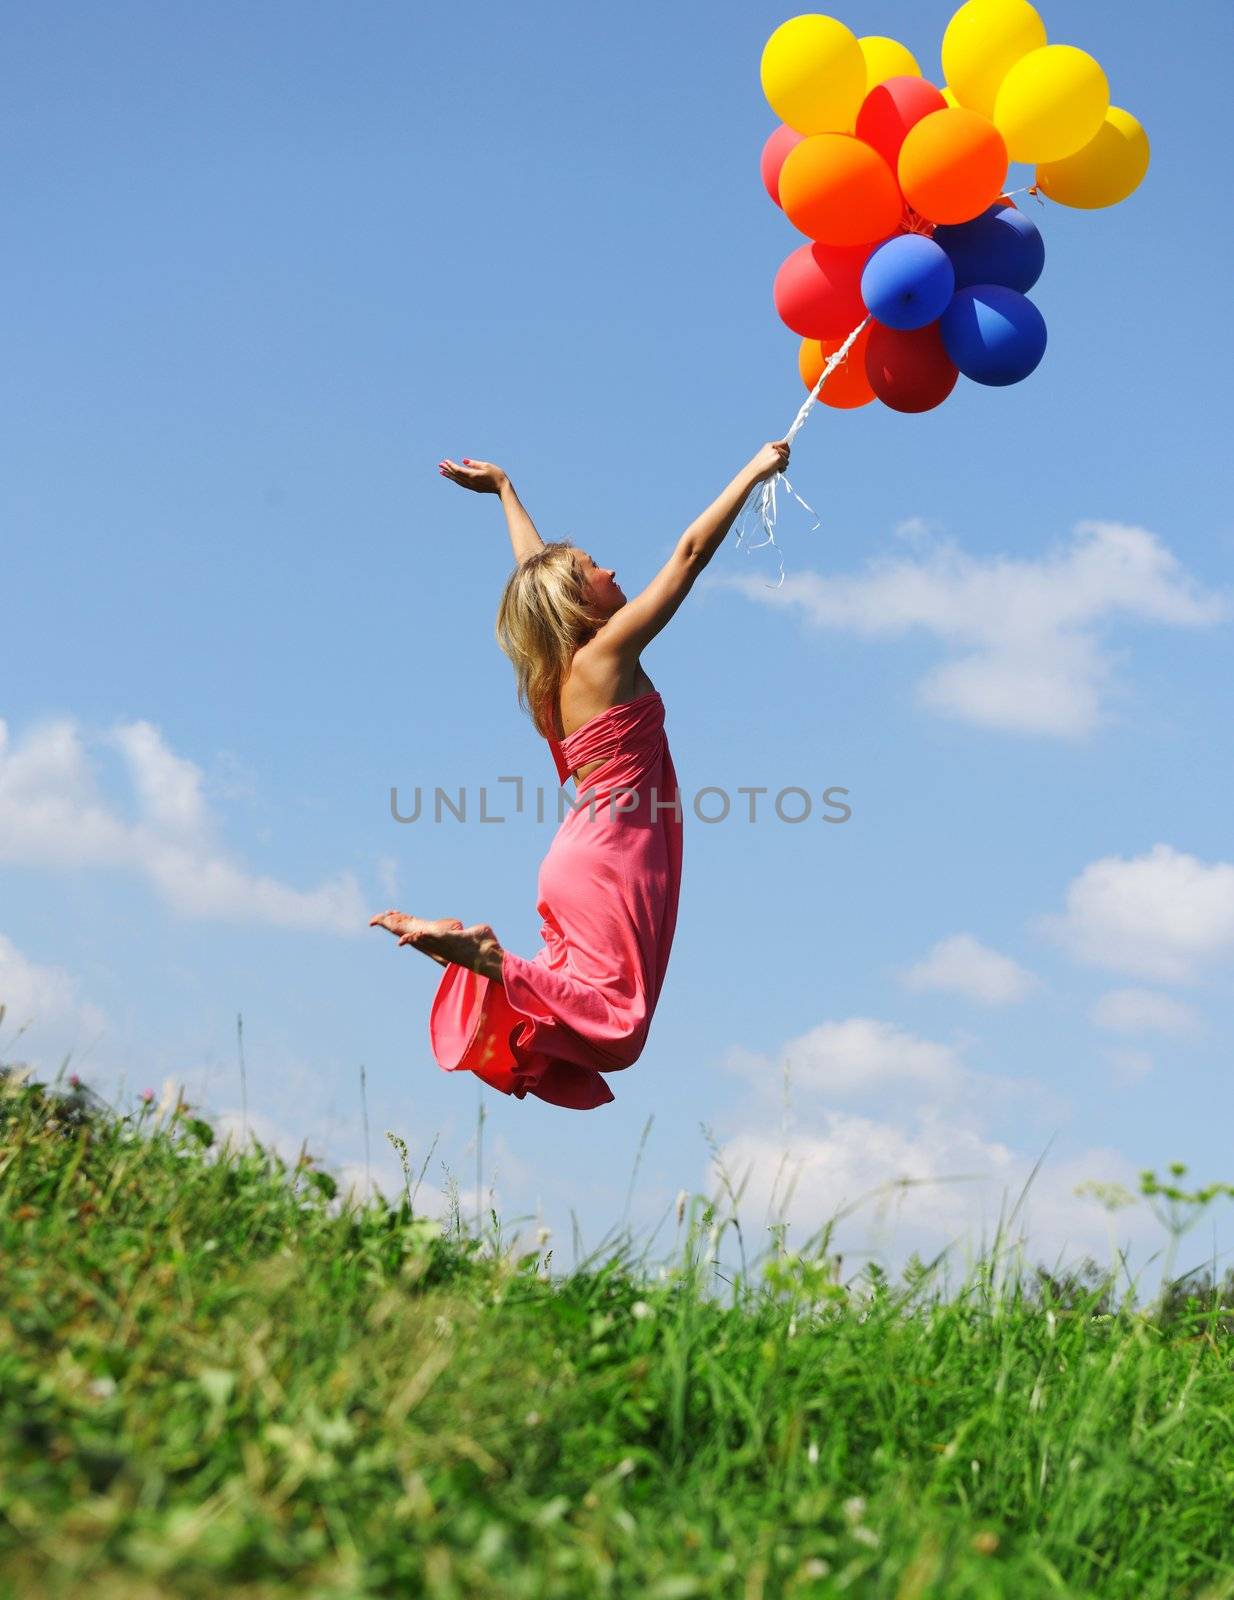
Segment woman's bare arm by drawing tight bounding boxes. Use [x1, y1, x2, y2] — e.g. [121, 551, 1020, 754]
[439, 457, 545, 564]
[496, 479, 545, 564]
[677, 444, 788, 568]
[587, 440, 790, 665]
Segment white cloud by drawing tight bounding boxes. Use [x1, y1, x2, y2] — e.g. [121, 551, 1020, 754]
[0, 717, 366, 934]
[1042, 844, 1234, 983]
[708, 1113, 1149, 1271]
[1104, 1047, 1154, 1083]
[112, 721, 210, 838]
[716, 521, 1225, 737]
[727, 1016, 968, 1101]
[893, 515, 938, 546]
[375, 855, 401, 902]
[707, 1008, 1162, 1272]
[0, 932, 107, 1066]
[902, 934, 1037, 1004]
[1092, 988, 1200, 1035]
[718, 1109, 1014, 1235]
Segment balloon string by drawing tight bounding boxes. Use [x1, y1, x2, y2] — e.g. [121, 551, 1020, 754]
[735, 314, 870, 589]
[1001, 183, 1047, 207]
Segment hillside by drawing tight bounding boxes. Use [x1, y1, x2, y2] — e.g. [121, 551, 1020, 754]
[2, 1071, 1233, 1599]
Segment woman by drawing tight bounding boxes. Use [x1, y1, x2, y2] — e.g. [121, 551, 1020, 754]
[371, 438, 791, 1109]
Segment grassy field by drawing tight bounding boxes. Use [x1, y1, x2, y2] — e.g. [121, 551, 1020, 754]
[2, 1069, 1233, 1600]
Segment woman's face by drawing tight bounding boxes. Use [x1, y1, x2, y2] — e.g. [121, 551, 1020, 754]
[577, 550, 626, 616]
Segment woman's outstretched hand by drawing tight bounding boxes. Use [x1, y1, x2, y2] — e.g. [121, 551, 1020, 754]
[748, 440, 791, 483]
[439, 457, 509, 494]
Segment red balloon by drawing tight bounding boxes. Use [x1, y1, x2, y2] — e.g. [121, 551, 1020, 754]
[774, 241, 874, 339]
[856, 76, 948, 170]
[761, 124, 805, 209]
[865, 321, 958, 412]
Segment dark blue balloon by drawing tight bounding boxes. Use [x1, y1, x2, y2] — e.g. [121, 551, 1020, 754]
[933, 205, 1045, 295]
[861, 234, 955, 332]
[940, 286, 1047, 387]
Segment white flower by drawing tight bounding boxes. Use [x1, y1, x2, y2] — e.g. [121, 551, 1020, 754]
[631, 1300, 652, 1320]
[842, 1496, 867, 1523]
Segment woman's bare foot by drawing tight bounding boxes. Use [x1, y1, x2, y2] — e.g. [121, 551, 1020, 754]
[369, 911, 461, 968]
[369, 911, 504, 981]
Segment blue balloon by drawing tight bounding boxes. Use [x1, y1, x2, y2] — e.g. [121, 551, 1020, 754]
[933, 205, 1045, 295]
[940, 286, 1047, 387]
[861, 235, 955, 332]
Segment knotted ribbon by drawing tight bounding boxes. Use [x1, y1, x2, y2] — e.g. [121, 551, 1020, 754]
[734, 314, 870, 588]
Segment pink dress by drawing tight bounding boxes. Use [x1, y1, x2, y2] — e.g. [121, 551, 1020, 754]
[429, 689, 683, 1110]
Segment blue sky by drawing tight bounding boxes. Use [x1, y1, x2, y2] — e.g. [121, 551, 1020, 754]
[3, 0, 1232, 1278]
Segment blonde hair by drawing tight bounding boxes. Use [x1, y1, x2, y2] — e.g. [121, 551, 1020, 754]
[495, 541, 599, 739]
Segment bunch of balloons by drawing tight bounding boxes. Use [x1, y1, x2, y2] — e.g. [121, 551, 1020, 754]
[760, 0, 1149, 414]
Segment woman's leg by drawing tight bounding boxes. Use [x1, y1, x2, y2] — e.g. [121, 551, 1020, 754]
[369, 911, 504, 980]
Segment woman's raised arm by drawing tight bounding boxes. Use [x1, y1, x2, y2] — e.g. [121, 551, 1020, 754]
[588, 440, 789, 666]
[439, 457, 545, 564]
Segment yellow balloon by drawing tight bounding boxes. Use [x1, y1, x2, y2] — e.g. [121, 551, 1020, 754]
[859, 35, 921, 92]
[942, 86, 960, 108]
[761, 14, 867, 135]
[1035, 106, 1150, 208]
[941, 0, 1046, 118]
[994, 44, 1109, 163]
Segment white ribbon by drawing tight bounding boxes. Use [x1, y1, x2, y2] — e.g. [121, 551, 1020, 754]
[735, 315, 870, 588]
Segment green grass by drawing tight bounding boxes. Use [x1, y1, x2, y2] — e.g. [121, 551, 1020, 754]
[2, 1070, 1234, 1600]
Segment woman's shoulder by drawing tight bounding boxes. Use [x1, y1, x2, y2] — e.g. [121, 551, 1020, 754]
[558, 652, 656, 737]
[564, 645, 655, 700]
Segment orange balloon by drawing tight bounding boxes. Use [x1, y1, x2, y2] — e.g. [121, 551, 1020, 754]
[798, 326, 875, 409]
[898, 107, 1008, 224]
[780, 133, 903, 246]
